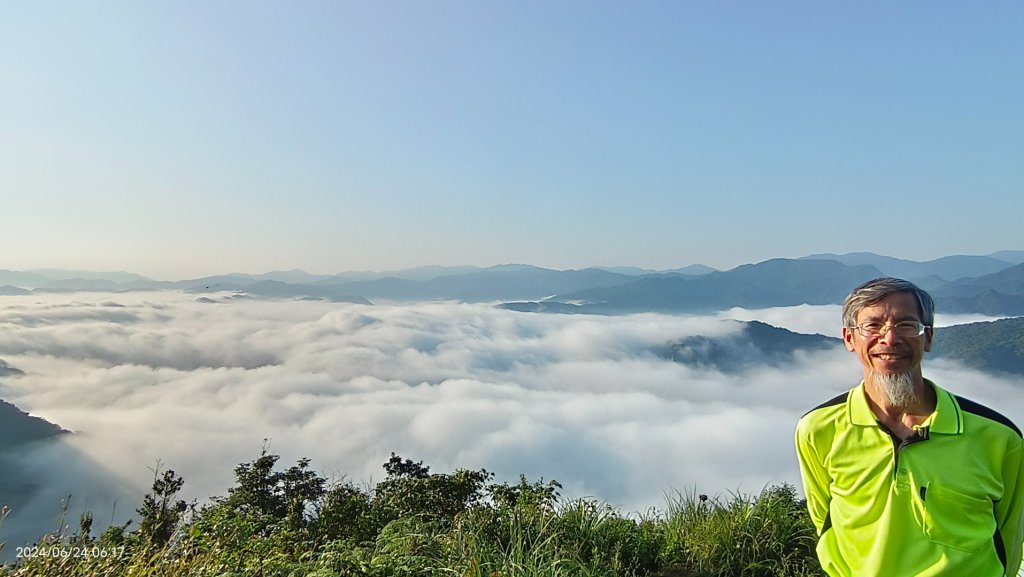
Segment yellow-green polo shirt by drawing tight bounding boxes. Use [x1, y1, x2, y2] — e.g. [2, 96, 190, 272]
[795, 380, 1024, 577]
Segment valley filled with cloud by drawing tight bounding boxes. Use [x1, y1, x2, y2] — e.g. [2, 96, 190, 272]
[1, 291, 1021, 548]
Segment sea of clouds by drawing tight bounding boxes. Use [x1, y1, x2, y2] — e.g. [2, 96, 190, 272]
[1, 291, 1021, 548]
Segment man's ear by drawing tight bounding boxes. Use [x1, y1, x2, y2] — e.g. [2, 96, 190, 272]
[842, 327, 856, 352]
[923, 326, 933, 353]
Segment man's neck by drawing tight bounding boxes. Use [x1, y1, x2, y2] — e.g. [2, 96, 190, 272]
[863, 375, 936, 440]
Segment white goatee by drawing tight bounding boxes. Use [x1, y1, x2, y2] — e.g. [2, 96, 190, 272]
[870, 371, 919, 409]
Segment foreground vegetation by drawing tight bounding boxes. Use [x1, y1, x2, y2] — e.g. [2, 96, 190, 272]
[1, 450, 822, 577]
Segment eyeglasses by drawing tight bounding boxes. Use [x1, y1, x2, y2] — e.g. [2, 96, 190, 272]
[849, 321, 930, 337]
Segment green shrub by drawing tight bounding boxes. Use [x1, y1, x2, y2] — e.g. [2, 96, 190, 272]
[373, 454, 492, 531]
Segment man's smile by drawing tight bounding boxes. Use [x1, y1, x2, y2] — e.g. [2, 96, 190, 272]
[872, 351, 907, 360]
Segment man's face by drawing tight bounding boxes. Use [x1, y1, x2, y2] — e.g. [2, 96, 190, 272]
[843, 291, 933, 378]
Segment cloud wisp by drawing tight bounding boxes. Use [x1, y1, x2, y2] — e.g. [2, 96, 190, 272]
[1, 291, 1021, 548]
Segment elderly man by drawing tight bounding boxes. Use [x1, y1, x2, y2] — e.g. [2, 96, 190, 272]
[795, 277, 1023, 576]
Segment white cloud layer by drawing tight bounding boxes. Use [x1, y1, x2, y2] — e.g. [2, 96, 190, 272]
[1, 292, 1022, 548]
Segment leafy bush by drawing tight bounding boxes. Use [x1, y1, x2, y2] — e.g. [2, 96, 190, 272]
[373, 453, 492, 529]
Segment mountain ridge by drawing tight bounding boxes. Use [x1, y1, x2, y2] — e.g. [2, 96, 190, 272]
[5, 250, 1018, 287]
[4, 252, 1023, 315]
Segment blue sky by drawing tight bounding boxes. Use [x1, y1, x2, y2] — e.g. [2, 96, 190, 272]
[3, 2, 1022, 280]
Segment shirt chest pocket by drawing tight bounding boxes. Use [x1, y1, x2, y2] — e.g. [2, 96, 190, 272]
[922, 481, 995, 552]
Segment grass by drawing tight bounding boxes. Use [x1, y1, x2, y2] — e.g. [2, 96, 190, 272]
[659, 486, 819, 577]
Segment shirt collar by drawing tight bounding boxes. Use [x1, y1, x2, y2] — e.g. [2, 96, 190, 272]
[848, 378, 964, 435]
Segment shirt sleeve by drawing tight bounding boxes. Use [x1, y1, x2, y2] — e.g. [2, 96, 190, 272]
[795, 416, 832, 534]
[996, 436, 1024, 577]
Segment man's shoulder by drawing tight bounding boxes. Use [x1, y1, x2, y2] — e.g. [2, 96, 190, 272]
[953, 394, 1023, 438]
[796, 389, 853, 440]
[801, 390, 851, 420]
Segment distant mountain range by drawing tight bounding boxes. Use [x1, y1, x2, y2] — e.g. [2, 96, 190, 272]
[504, 258, 1024, 317]
[3, 251, 1024, 316]
[521, 259, 884, 314]
[799, 251, 1024, 281]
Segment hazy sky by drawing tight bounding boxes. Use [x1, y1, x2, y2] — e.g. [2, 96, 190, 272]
[1, 292, 1019, 548]
[3, 2, 1022, 279]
